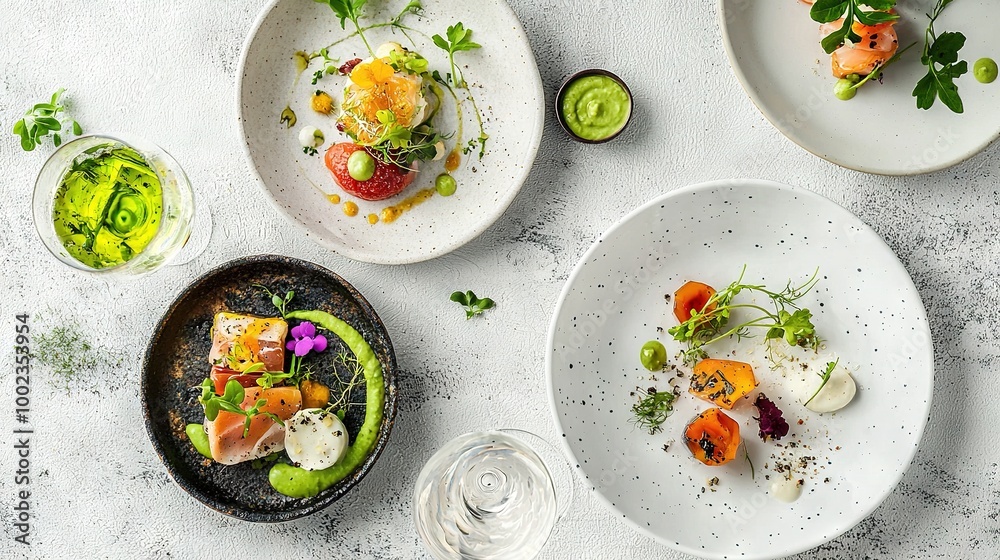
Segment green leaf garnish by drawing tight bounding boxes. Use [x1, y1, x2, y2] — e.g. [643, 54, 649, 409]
[197, 379, 284, 438]
[804, 359, 840, 407]
[630, 387, 676, 435]
[13, 88, 83, 152]
[914, 0, 967, 113]
[450, 290, 495, 320]
[432, 22, 481, 88]
[667, 267, 822, 366]
[810, 0, 899, 55]
[318, 0, 373, 56]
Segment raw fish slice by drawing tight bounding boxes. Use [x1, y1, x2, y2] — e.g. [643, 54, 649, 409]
[210, 365, 263, 395]
[205, 386, 302, 465]
[209, 313, 288, 372]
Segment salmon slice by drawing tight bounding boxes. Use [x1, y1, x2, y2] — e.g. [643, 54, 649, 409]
[205, 386, 302, 465]
[209, 313, 288, 372]
[210, 365, 263, 395]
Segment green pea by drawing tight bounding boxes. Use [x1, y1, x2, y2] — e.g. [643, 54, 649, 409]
[833, 78, 857, 101]
[435, 173, 457, 196]
[639, 340, 667, 372]
[347, 150, 375, 181]
[845, 73, 861, 84]
[974, 58, 998, 84]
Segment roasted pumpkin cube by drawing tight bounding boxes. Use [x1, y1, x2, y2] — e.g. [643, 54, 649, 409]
[689, 359, 757, 409]
[684, 408, 741, 466]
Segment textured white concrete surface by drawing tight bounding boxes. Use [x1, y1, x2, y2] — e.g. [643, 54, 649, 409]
[0, 0, 997, 558]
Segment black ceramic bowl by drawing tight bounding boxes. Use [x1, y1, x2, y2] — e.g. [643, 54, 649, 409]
[141, 255, 398, 522]
[555, 69, 633, 144]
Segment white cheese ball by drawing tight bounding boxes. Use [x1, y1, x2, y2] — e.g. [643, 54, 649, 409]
[284, 408, 349, 470]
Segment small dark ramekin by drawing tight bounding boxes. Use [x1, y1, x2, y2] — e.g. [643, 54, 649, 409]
[555, 69, 633, 144]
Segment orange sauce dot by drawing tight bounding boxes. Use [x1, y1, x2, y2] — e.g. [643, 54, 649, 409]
[327, 194, 341, 204]
[367, 213, 379, 224]
[342, 201, 359, 217]
[380, 188, 435, 224]
[445, 149, 461, 172]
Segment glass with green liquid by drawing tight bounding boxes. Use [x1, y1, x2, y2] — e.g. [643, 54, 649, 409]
[33, 135, 194, 274]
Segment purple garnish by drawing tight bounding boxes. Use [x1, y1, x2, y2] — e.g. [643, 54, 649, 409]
[286, 321, 328, 357]
[753, 393, 789, 442]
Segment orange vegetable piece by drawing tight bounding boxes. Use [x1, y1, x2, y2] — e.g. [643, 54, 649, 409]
[673, 281, 717, 323]
[300, 379, 331, 409]
[684, 408, 741, 466]
[689, 359, 758, 409]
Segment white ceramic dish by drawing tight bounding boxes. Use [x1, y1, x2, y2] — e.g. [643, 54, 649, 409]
[719, 0, 1000, 175]
[547, 179, 933, 559]
[238, 0, 543, 264]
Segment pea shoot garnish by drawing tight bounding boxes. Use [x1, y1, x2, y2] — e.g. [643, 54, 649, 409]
[668, 267, 822, 366]
[630, 387, 676, 435]
[432, 23, 481, 89]
[450, 290, 495, 319]
[804, 359, 840, 407]
[913, 0, 967, 113]
[199, 379, 284, 438]
[13, 88, 83, 151]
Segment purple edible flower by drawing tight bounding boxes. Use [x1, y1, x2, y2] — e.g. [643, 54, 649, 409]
[753, 393, 789, 442]
[287, 321, 328, 357]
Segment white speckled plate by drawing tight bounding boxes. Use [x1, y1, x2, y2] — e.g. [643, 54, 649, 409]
[546, 180, 933, 559]
[719, 0, 1000, 175]
[238, 0, 542, 264]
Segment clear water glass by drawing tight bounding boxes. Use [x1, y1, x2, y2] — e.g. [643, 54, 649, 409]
[413, 429, 573, 560]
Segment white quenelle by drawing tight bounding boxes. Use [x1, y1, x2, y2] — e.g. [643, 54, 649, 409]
[805, 364, 857, 413]
[284, 408, 350, 470]
[298, 126, 325, 149]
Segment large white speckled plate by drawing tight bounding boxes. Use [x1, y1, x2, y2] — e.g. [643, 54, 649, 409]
[547, 180, 933, 559]
[720, 0, 1000, 175]
[238, 0, 542, 264]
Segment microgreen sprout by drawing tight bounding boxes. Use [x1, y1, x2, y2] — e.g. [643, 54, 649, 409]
[254, 285, 295, 318]
[198, 378, 284, 438]
[450, 290, 495, 319]
[804, 359, 840, 407]
[668, 267, 822, 366]
[432, 22, 481, 89]
[318, 0, 374, 56]
[325, 350, 367, 416]
[13, 88, 83, 151]
[630, 386, 676, 435]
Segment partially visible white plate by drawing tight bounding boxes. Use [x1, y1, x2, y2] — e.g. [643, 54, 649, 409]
[546, 180, 933, 559]
[720, 0, 1000, 175]
[238, 0, 543, 264]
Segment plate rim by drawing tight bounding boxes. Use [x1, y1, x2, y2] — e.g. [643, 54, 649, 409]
[141, 254, 399, 522]
[717, 0, 1000, 176]
[544, 178, 935, 559]
[235, 0, 545, 265]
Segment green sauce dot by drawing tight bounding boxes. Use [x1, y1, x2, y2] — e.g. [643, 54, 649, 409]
[974, 58, 998, 84]
[639, 340, 667, 372]
[435, 173, 457, 197]
[833, 79, 857, 101]
[347, 150, 375, 181]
